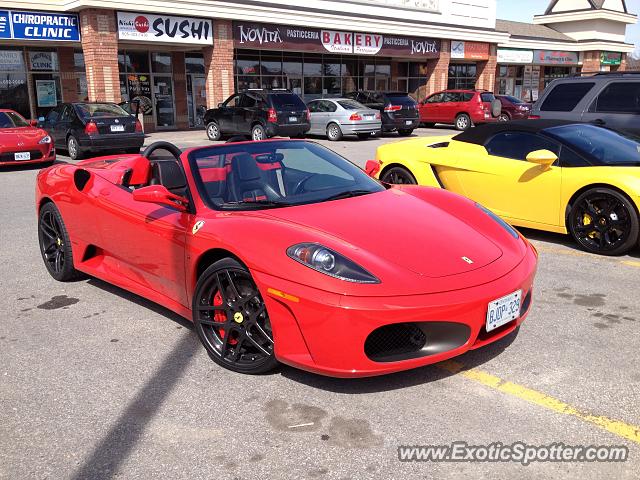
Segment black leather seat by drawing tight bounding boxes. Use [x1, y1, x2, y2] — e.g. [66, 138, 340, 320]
[149, 161, 187, 196]
[228, 153, 280, 202]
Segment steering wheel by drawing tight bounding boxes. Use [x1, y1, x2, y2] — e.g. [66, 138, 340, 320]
[142, 141, 182, 161]
[293, 174, 315, 195]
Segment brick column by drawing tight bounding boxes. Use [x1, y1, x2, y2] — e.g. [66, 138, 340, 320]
[79, 9, 121, 103]
[426, 40, 450, 95]
[57, 47, 78, 103]
[582, 51, 601, 72]
[618, 54, 627, 71]
[172, 52, 189, 129]
[203, 19, 234, 109]
[476, 44, 497, 90]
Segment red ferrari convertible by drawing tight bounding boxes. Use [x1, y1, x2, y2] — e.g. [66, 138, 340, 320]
[36, 140, 537, 377]
[0, 109, 55, 166]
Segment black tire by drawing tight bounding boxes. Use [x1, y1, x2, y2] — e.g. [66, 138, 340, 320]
[193, 258, 278, 374]
[251, 124, 267, 141]
[398, 129, 414, 137]
[381, 166, 417, 185]
[357, 133, 371, 140]
[326, 122, 343, 141]
[455, 114, 472, 131]
[206, 121, 222, 141]
[497, 113, 510, 123]
[38, 202, 82, 282]
[67, 135, 83, 161]
[568, 188, 639, 256]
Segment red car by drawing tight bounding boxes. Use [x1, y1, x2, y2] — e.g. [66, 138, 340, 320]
[0, 109, 55, 167]
[36, 140, 537, 377]
[419, 90, 501, 131]
[496, 95, 532, 122]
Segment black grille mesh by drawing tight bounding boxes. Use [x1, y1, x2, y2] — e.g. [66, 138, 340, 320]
[365, 323, 427, 361]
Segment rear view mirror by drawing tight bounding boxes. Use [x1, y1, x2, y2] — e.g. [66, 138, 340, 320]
[526, 149, 557, 168]
[365, 160, 381, 177]
[132, 185, 188, 212]
[218, 102, 224, 108]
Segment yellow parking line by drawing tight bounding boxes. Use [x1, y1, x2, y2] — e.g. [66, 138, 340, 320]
[439, 360, 640, 445]
[622, 261, 640, 268]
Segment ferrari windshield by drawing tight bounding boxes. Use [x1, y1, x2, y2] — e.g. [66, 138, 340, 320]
[189, 140, 385, 210]
[0, 111, 29, 128]
[545, 124, 640, 166]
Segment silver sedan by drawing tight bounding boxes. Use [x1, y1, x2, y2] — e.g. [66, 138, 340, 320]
[306, 98, 382, 141]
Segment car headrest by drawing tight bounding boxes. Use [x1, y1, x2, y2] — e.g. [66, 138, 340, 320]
[152, 161, 187, 190]
[231, 153, 261, 181]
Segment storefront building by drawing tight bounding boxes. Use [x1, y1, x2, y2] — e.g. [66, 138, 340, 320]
[0, 0, 635, 130]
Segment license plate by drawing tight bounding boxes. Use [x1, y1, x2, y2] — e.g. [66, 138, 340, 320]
[486, 290, 522, 332]
[364, 115, 374, 120]
[289, 116, 297, 123]
[14, 152, 30, 161]
[110, 124, 125, 132]
[405, 120, 412, 125]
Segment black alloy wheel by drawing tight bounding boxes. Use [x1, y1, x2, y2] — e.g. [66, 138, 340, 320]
[38, 203, 81, 281]
[568, 188, 639, 256]
[381, 166, 417, 185]
[193, 258, 277, 374]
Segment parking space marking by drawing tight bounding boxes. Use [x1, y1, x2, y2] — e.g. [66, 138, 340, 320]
[439, 360, 640, 445]
[534, 245, 640, 268]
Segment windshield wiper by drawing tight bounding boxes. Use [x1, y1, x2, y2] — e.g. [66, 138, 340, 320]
[219, 199, 290, 210]
[323, 189, 374, 202]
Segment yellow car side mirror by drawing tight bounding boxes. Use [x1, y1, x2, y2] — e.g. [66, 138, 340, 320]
[526, 149, 558, 167]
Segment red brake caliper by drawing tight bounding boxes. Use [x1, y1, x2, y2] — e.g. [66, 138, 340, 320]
[213, 290, 237, 345]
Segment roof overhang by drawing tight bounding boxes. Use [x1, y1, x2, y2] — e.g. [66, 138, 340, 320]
[533, 10, 637, 25]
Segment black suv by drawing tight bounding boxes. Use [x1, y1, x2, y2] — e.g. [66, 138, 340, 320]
[204, 89, 310, 141]
[345, 91, 419, 136]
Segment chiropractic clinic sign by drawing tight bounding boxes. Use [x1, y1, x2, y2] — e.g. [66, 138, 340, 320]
[117, 12, 213, 45]
[233, 22, 440, 58]
[0, 10, 80, 41]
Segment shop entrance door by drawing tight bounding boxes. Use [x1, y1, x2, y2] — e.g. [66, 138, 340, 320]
[153, 75, 175, 129]
[187, 75, 207, 128]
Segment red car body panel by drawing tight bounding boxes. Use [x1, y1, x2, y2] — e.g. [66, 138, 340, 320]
[497, 95, 532, 121]
[35, 142, 537, 377]
[0, 109, 55, 166]
[419, 90, 497, 126]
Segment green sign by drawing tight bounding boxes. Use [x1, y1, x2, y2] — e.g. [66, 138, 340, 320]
[600, 52, 622, 65]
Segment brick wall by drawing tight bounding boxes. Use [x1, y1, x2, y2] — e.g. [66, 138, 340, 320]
[79, 9, 121, 103]
[172, 52, 189, 129]
[427, 40, 450, 94]
[476, 44, 497, 90]
[57, 47, 79, 103]
[582, 51, 601, 73]
[203, 19, 235, 109]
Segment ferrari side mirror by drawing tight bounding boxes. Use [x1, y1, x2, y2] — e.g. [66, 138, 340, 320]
[132, 185, 189, 212]
[29, 119, 38, 127]
[365, 160, 381, 177]
[526, 149, 557, 168]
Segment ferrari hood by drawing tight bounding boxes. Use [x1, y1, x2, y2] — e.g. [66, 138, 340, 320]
[263, 189, 503, 278]
[0, 127, 47, 147]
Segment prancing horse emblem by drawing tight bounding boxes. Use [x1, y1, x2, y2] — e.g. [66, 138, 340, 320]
[462, 256, 474, 265]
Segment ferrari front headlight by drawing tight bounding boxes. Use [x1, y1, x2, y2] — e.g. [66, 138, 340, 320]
[287, 243, 380, 284]
[38, 135, 52, 144]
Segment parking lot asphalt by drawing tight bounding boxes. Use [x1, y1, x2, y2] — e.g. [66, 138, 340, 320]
[1, 127, 639, 480]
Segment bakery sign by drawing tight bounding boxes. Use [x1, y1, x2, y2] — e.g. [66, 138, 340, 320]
[117, 11, 213, 45]
[234, 22, 440, 58]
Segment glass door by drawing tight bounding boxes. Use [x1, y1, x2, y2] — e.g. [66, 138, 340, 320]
[153, 75, 175, 129]
[187, 74, 207, 128]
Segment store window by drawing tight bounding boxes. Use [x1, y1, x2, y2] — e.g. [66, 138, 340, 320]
[496, 65, 526, 99]
[119, 50, 154, 119]
[0, 48, 30, 118]
[448, 63, 477, 90]
[234, 50, 394, 101]
[73, 50, 88, 102]
[29, 50, 62, 119]
[185, 53, 205, 74]
[186, 53, 206, 128]
[396, 62, 429, 100]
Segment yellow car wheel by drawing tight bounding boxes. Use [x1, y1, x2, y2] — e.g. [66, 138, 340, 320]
[380, 166, 417, 185]
[568, 188, 639, 256]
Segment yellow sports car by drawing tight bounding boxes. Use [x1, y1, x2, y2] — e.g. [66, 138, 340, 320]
[374, 120, 640, 255]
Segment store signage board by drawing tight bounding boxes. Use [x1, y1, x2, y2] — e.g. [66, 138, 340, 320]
[534, 50, 579, 65]
[600, 52, 622, 65]
[234, 22, 440, 58]
[497, 49, 533, 64]
[0, 10, 80, 41]
[117, 12, 213, 45]
[451, 41, 490, 60]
